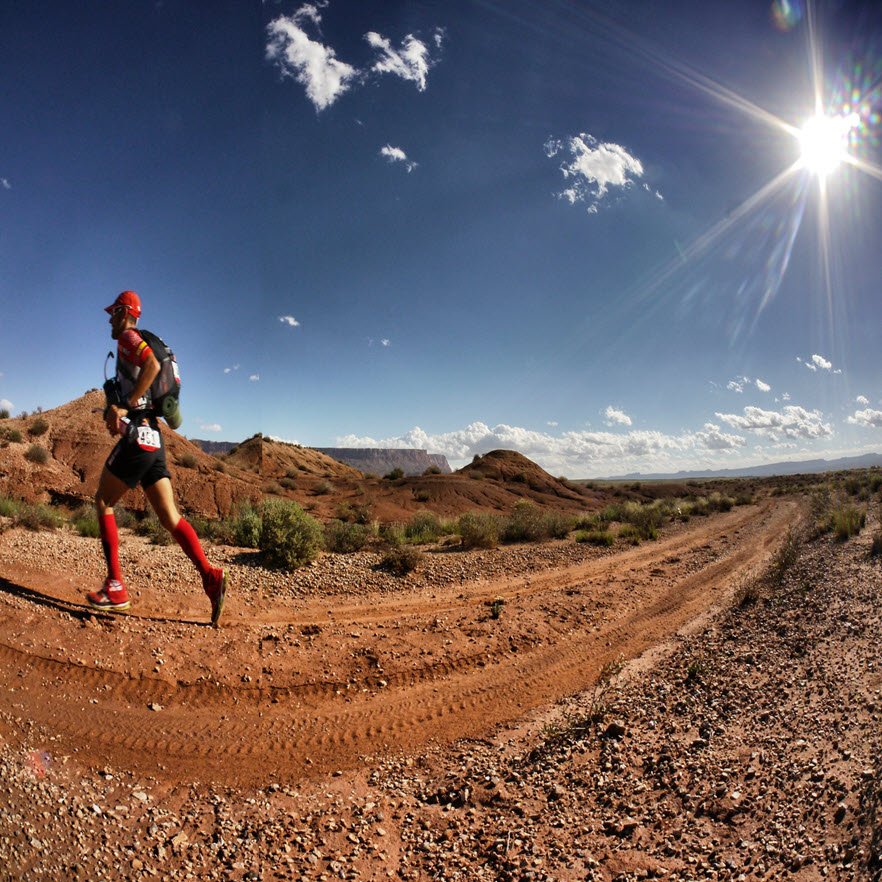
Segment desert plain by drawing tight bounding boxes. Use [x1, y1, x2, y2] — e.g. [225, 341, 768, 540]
[0, 395, 880, 881]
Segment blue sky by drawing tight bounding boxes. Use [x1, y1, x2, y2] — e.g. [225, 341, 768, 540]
[1, 0, 881, 476]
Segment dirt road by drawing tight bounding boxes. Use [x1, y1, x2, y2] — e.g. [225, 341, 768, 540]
[0, 499, 797, 787]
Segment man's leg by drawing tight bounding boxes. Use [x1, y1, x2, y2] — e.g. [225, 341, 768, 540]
[144, 478, 227, 625]
[95, 466, 130, 586]
[89, 466, 132, 610]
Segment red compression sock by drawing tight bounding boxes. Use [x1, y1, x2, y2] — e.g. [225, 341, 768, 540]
[99, 513, 123, 583]
[172, 518, 211, 578]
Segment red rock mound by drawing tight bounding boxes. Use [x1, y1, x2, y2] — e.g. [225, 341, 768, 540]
[0, 391, 259, 518]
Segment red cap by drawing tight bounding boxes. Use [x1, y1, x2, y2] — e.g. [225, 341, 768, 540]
[104, 290, 141, 319]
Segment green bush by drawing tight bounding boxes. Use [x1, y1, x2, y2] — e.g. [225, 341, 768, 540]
[384, 467, 404, 480]
[405, 511, 444, 544]
[379, 522, 406, 547]
[0, 496, 20, 518]
[324, 519, 371, 553]
[136, 512, 173, 545]
[870, 532, 882, 558]
[259, 498, 323, 569]
[28, 418, 49, 437]
[502, 500, 546, 543]
[0, 408, 9, 420]
[233, 505, 262, 548]
[380, 546, 423, 576]
[71, 505, 99, 538]
[336, 501, 373, 525]
[423, 466, 442, 475]
[24, 444, 49, 464]
[575, 529, 615, 546]
[179, 452, 198, 469]
[16, 503, 63, 531]
[457, 512, 500, 549]
[113, 505, 138, 530]
[1, 428, 23, 443]
[830, 505, 865, 542]
[617, 524, 642, 545]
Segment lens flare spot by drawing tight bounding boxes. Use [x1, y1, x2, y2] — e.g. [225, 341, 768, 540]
[771, 0, 803, 32]
[797, 113, 858, 176]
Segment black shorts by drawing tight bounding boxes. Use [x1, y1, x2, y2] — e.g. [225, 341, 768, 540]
[105, 418, 171, 490]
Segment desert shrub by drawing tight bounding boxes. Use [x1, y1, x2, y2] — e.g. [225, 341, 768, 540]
[844, 476, 862, 496]
[707, 493, 734, 513]
[232, 505, 262, 548]
[314, 481, 333, 495]
[423, 466, 442, 475]
[324, 519, 371, 554]
[617, 524, 642, 545]
[15, 502, 63, 531]
[405, 511, 444, 544]
[573, 513, 601, 531]
[379, 522, 406, 548]
[488, 597, 505, 619]
[179, 452, 198, 469]
[384, 467, 404, 481]
[380, 546, 423, 576]
[259, 498, 323, 569]
[734, 491, 754, 506]
[502, 500, 546, 542]
[869, 474, 882, 493]
[285, 468, 299, 479]
[457, 512, 500, 549]
[768, 528, 801, 586]
[413, 489, 430, 503]
[870, 532, 882, 558]
[0, 496, 21, 520]
[28, 417, 49, 437]
[575, 529, 615, 547]
[0, 408, 9, 420]
[830, 505, 865, 542]
[136, 512, 173, 545]
[113, 505, 138, 530]
[24, 444, 49, 464]
[0, 427, 23, 443]
[336, 501, 373, 525]
[214, 461, 227, 473]
[279, 477, 298, 490]
[71, 505, 99, 538]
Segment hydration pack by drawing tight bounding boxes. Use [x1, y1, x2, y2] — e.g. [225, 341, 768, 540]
[137, 329, 182, 429]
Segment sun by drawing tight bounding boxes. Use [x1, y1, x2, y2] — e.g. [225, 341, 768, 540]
[797, 112, 857, 177]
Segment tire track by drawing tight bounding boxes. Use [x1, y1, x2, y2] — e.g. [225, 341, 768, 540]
[0, 499, 798, 783]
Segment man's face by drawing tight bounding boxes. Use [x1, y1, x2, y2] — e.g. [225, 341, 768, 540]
[109, 307, 130, 340]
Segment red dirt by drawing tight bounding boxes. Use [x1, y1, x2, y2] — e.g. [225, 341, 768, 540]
[0, 498, 795, 786]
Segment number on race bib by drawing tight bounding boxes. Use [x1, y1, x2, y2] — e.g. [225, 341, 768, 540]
[136, 426, 161, 451]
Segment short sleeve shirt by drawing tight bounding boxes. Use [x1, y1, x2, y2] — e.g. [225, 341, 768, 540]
[116, 328, 154, 411]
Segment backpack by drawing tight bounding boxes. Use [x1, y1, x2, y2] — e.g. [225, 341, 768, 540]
[137, 328, 182, 429]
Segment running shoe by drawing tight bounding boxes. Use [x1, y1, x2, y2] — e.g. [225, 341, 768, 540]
[203, 567, 228, 626]
[86, 578, 131, 612]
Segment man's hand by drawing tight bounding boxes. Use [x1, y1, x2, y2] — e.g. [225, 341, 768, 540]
[105, 404, 128, 436]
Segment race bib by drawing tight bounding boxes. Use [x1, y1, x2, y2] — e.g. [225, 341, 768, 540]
[135, 425, 161, 452]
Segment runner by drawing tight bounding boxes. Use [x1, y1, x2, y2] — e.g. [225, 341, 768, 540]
[87, 290, 228, 625]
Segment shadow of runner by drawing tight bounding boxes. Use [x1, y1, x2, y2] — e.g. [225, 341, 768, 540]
[0, 576, 211, 626]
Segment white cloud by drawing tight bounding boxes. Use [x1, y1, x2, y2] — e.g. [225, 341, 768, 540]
[811, 353, 832, 371]
[266, 6, 359, 111]
[856, 395, 869, 406]
[0, 398, 13, 412]
[604, 406, 632, 427]
[544, 133, 646, 212]
[715, 405, 833, 441]
[224, 364, 240, 374]
[200, 423, 223, 433]
[249, 374, 260, 382]
[755, 378, 771, 392]
[380, 145, 417, 172]
[847, 408, 882, 428]
[1, 178, 10, 190]
[547, 421, 559, 427]
[336, 419, 747, 475]
[727, 376, 749, 394]
[279, 315, 300, 327]
[782, 392, 791, 401]
[366, 30, 442, 91]
[381, 339, 390, 347]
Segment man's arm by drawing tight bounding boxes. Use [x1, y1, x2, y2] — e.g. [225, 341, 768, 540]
[104, 352, 161, 435]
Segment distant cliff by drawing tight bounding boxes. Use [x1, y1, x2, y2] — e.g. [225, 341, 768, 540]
[190, 439, 239, 456]
[314, 448, 452, 477]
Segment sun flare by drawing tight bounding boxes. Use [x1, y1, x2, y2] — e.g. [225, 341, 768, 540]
[797, 112, 857, 177]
